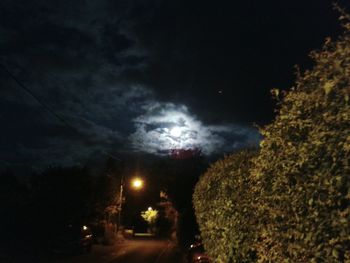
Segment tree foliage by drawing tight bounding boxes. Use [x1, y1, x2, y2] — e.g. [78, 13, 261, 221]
[141, 208, 159, 224]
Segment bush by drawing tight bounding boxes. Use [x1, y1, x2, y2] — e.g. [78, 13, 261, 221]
[251, 13, 350, 262]
[193, 150, 258, 263]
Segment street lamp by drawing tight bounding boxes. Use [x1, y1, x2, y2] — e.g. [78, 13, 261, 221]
[117, 176, 144, 232]
[131, 177, 144, 190]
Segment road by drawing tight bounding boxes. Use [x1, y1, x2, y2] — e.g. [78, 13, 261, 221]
[51, 237, 183, 263]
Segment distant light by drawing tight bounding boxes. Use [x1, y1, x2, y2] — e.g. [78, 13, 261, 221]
[148, 207, 152, 211]
[170, 127, 182, 137]
[83, 225, 88, 230]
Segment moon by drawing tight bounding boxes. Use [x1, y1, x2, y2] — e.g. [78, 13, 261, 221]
[170, 127, 182, 137]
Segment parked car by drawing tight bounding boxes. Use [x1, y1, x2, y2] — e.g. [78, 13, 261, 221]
[187, 236, 211, 263]
[48, 224, 93, 255]
[90, 221, 106, 244]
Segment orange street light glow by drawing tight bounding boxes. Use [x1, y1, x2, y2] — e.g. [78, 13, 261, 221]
[131, 178, 143, 189]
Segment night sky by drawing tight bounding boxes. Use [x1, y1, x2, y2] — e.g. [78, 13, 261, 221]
[1, 0, 349, 170]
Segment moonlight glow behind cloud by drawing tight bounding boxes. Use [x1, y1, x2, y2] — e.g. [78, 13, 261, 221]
[129, 102, 261, 155]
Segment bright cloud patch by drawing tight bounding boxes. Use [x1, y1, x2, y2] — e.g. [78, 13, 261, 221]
[129, 103, 261, 156]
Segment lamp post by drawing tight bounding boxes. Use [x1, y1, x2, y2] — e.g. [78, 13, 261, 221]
[117, 177, 144, 232]
[117, 177, 124, 232]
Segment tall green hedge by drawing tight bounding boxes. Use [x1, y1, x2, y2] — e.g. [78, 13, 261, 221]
[194, 14, 350, 263]
[251, 15, 350, 262]
[193, 151, 258, 263]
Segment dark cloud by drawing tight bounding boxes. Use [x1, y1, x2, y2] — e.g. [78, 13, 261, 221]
[0, 0, 147, 168]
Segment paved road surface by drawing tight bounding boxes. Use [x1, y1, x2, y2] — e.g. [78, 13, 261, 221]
[51, 237, 182, 263]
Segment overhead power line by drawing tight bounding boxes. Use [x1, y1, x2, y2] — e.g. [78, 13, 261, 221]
[0, 63, 77, 132]
[0, 63, 121, 161]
